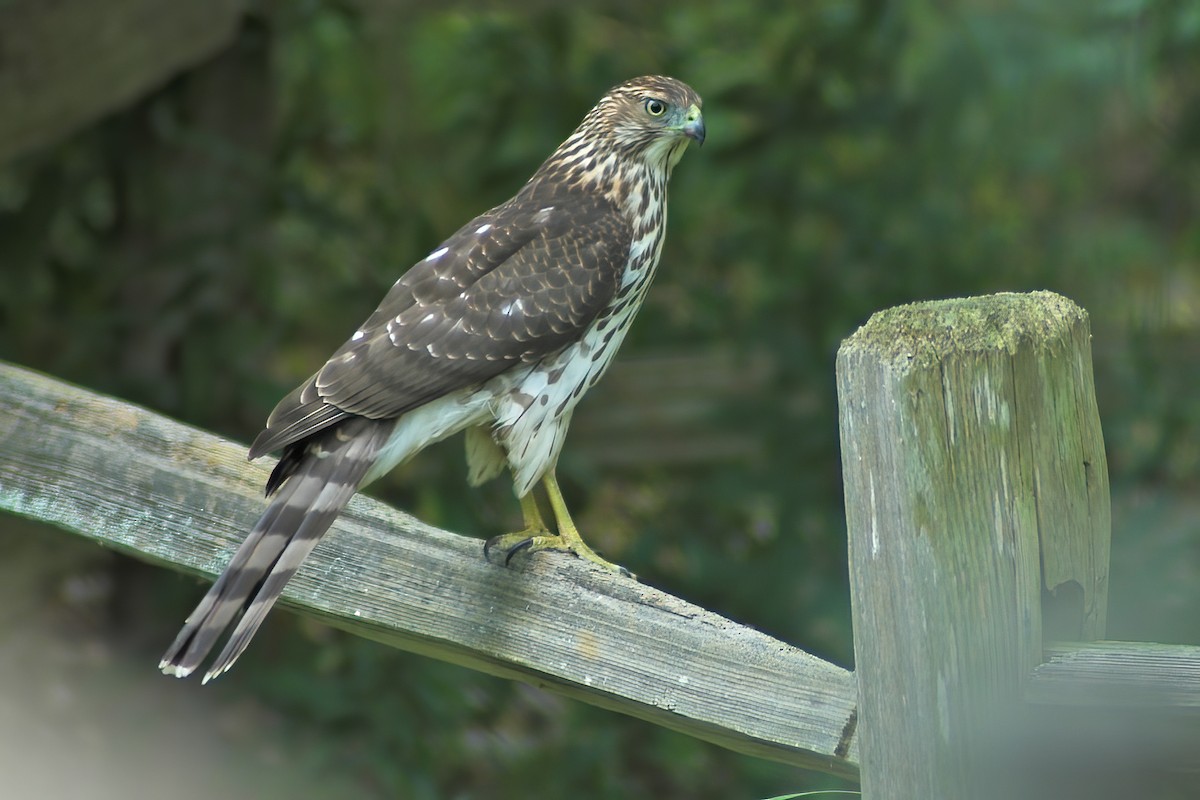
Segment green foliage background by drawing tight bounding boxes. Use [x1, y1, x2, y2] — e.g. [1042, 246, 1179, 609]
[2, 1, 1199, 797]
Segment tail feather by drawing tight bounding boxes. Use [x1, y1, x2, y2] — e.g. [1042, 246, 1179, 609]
[160, 417, 393, 681]
[159, 494, 294, 675]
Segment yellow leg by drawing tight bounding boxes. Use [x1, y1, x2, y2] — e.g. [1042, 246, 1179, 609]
[541, 471, 631, 576]
[483, 470, 633, 578]
[518, 490, 549, 533]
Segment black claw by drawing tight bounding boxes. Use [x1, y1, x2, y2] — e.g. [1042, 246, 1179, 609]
[504, 537, 535, 566]
[483, 535, 535, 567]
[483, 537, 505, 564]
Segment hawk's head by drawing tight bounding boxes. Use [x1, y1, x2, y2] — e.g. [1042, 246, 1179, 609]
[581, 76, 705, 171]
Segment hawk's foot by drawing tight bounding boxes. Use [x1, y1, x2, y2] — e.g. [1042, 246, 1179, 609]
[486, 473, 635, 578]
[484, 531, 634, 579]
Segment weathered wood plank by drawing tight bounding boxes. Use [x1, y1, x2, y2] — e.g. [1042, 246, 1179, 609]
[0, 0, 248, 164]
[1032, 641, 1200, 709]
[0, 360, 859, 777]
[837, 292, 1111, 799]
[1020, 641, 1200, 788]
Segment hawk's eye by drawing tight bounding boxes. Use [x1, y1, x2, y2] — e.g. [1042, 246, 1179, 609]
[644, 98, 667, 117]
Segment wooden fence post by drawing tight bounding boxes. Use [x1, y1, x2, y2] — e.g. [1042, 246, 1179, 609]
[837, 291, 1111, 798]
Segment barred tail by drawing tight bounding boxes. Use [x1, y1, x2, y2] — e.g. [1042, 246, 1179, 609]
[159, 417, 393, 683]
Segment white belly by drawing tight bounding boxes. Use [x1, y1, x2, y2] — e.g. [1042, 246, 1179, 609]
[492, 301, 639, 496]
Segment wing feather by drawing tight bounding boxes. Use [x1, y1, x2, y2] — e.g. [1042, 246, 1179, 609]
[249, 184, 630, 458]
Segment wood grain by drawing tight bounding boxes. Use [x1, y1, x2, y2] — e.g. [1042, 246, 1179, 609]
[1033, 641, 1200, 709]
[1023, 641, 1200, 784]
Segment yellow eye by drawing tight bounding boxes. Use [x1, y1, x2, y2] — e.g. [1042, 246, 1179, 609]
[644, 98, 667, 117]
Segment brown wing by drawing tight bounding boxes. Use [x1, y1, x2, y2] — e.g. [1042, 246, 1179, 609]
[249, 185, 631, 458]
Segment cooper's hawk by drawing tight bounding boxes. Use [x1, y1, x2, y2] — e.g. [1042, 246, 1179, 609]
[161, 75, 704, 682]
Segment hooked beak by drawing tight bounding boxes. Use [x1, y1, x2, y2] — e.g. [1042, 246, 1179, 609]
[681, 104, 705, 147]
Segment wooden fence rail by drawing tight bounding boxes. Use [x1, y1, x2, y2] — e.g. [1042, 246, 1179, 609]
[0, 360, 859, 779]
[3, 290, 1200, 797]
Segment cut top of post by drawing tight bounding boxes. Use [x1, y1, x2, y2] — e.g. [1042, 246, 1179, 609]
[841, 290, 1090, 371]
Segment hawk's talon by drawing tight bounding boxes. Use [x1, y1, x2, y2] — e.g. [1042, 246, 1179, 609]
[504, 536, 535, 565]
[499, 534, 532, 566]
[484, 530, 635, 579]
[484, 531, 543, 566]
